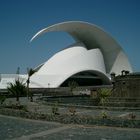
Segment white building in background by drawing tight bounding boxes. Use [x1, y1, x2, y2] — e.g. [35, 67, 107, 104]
[0, 21, 132, 89]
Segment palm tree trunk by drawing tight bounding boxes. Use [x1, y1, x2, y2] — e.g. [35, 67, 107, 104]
[27, 78, 30, 99]
[16, 94, 19, 102]
[30, 92, 33, 102]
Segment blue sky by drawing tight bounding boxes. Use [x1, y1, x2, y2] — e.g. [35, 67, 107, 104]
[0, 0, 139, 74]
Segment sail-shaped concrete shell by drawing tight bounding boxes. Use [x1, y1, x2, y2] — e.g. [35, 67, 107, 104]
[29, 21, 132, 88]
[0, 21, 133, 89]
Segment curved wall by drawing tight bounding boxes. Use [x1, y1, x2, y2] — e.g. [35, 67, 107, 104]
[31, 21, 132, 75]
[30, 43, 110, 88]
[29, 21, 132, 88]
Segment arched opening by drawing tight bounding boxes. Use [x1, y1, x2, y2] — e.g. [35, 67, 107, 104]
[60, 70, 108, 87]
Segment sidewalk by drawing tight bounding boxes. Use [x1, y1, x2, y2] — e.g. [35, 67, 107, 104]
[0, 115, 140, 140]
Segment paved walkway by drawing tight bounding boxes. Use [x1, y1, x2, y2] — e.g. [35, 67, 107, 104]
[0, 115, 140, 140]
[13, 125, 71, 140]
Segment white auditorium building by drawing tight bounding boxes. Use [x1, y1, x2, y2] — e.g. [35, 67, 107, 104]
[0, 21, 132, 89]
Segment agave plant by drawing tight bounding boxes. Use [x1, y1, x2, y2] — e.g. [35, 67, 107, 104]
[97, 88, 112, 106]
[7, 80, 27, 101]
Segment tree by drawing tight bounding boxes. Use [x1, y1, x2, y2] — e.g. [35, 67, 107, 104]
[68, 81, 79, 95]
[7, 80, 27, 102]
[27, 68, 36, 102]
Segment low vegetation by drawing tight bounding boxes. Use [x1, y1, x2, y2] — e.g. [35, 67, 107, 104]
[68, 107, 76, 116]
[0, 85, 139, 128]
[68, 81, 79, 95]
[7, 80, 27, 101]
[97, 88, 112, 106]
[0, 106, 139, 128]
[96, 88, 112, 119]
[51, 102, 59, 115]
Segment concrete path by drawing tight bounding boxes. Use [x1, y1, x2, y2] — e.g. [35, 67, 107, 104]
[0, 115, 140, 140]
[13, 125, 71, 140]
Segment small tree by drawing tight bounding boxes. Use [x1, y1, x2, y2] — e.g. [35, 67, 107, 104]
[27, 68, 36, 102]
[68, 81, 79, 95]
[7, 80, 27, 102]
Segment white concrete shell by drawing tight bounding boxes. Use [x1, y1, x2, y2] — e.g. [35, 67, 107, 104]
[30, 43, 110, 88]
[0, 21, 132, 89]
[29, 21, 132, 88]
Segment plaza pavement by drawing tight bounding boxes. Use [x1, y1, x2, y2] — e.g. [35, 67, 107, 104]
[0, 115, 140, 140]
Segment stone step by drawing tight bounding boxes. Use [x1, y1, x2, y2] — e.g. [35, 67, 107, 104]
[41, 96, 140, 107]
[107, 97, 140, 102]
[104, 102, 140, 107]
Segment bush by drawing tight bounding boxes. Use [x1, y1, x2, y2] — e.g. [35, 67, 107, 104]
[51, 102, 59, 115]
[97, 88, 112, 106]
[7, 80, 27, 101]
[68, 107, 76, 116]
[100, 110, 108, 119]
[68, 81, 79, 94]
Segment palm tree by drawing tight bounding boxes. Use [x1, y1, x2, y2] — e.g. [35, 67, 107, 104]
[7, 80, 27, 102]
[27, 68, 36, 102]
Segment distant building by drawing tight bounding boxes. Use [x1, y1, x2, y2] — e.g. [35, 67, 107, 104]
[0, 21, 132, 89]
[0, 74, 27, 90]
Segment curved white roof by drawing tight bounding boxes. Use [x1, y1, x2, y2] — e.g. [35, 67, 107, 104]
[30, 44, 110, 87]
[31, 21, 132, 74]
[28, 21, 132, 88]
[0, 21, 133, 89]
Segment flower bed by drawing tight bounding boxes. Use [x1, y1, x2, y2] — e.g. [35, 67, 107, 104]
[0, 107, 140, 128]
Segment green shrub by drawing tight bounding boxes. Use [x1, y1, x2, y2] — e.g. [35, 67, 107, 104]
[100, 110, 108, 119]
[7, 80, 27, 101]
[97, 88, 112, 106]
[51, 102, 59, 115]
[68, 81, 79, 94]
[68, 107, 76, 116]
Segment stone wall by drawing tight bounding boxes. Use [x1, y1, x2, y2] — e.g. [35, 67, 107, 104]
[112, 73, 140, 98]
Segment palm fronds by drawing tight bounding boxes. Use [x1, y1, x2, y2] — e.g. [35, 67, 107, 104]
[7, 80, 27, 101]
